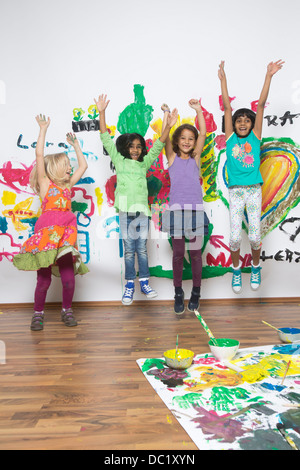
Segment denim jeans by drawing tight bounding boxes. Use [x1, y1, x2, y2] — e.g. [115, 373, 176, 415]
[119, 212, 150, 280]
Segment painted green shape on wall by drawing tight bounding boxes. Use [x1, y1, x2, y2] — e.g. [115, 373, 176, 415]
[71, 201, 88, 213]
[117, 84, 154, 136]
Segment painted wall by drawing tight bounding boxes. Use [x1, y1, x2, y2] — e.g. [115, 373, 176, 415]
[1, 0, 300, 303]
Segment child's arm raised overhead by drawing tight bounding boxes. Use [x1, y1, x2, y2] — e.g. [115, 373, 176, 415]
[188, 99, 207, 165]
[218, 61, 233, 140]
[35, 114, 51, 198]
[67, 133, 88, 187]
[254, 59, 284, 140]
[94, 94, 110, 134]
[161, 104, 178, 165]
[160, 107, 178, 143]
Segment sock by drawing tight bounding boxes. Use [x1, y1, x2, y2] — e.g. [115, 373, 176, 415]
[251, 261, 261, 268]
[233, 262, 242, 270]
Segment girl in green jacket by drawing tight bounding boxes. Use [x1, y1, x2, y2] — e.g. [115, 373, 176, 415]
[94, 94, 178, 305]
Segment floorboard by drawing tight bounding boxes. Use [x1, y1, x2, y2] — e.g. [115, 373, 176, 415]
[0, 299, 299, 450]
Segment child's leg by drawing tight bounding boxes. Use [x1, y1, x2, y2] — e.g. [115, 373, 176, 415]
[187, 236, 202, 288]
[187, 236, 202, 311]
[134, 214, 150, 280]
[57, 252, 77, 326]
[57, 252, 75, 309]
[119, 212, 136, 304]
[246, 185, 262, 290]
[245, 185, 262, 263]
[32, 266, 52, 330]
[172, 237, 185, 314]
[172, 237, 186, 287]
[229, 187, 246, 268]
[119, 212, 136, 281]
[131, 213, 157, 298]
[34, 266, 52, 311]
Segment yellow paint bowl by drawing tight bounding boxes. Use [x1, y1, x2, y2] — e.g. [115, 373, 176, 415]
[163, 348, 194, 369]
[208, 338, 239, 361]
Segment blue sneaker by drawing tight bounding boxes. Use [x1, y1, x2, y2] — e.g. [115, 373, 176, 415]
[232, 268, 242, 294]
[140, 279, 157, 299]
[250, 264, 261, 290]
[122, 281, 135, 305]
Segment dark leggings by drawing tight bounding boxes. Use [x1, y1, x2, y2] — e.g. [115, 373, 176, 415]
[34, 252, 75, 311]
[172, 236, 202, 288]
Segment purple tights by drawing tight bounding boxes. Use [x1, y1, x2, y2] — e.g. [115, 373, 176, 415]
[172, 236, 202, 288]
[34, 252, 75, 311]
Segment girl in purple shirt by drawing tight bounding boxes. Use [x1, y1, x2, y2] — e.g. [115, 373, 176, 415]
[162, 100, 207, 314]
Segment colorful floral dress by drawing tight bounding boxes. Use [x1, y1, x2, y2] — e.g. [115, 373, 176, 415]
[13, 182, 89, 276]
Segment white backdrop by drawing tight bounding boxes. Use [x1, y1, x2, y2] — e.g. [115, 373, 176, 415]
[1, 0, 300, 303]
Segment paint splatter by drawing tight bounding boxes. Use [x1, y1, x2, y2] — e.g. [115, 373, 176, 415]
[117, 84, 153, 136]
[94, 187, 103, 215]
[2, 190, 16, 206]
[192, 406, 247, 443]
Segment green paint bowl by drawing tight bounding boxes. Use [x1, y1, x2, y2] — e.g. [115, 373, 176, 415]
[208, 338, 239, 361]
[163, 348, 194, 369]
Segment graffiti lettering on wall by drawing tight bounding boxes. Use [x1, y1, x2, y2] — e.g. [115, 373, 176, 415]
[1, 84, 300, 282]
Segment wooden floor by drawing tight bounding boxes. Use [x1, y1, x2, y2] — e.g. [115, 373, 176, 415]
[0, 299, 299, 450]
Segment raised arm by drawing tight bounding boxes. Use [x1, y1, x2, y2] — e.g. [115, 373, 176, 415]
[160, 104, 176, 163]
[35, 114, 51, 196]
[188, 99, 207, 165]
[94, 94, 110, 134]
[67, 133, 88, 187]
[161, 103, 178, 165]
[160, 107, 178, 143]
[254, 59, 284, 139]
[218, 61, 233, 139]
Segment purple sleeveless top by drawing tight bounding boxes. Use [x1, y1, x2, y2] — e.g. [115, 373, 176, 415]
[168, 155, 203, 210]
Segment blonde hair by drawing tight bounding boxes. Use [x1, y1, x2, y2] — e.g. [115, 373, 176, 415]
[30, 153, 70, 195]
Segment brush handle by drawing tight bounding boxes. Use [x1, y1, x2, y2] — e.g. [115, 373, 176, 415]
[194, 311, 215, 340]
[262, 321, 281, 332]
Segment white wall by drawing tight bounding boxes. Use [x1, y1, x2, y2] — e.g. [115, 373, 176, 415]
[1, 0, 300, 303]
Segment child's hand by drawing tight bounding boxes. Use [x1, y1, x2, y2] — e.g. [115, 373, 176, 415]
[35, 114, 50, 129]
[188, 99, 202, 111]
[267, 59, 284, 76]
[66, 132, 78, 147]
[161, 103, 171, 113]
[218, 60, 225, 80]
[167, 108, 178, 128]
[94, 94, 110, 113]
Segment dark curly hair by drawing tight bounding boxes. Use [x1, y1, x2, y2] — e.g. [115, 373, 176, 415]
[116, 133, 148, 162]
[171, 124, 198, 158]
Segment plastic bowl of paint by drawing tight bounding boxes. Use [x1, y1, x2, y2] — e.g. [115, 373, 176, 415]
[278, 327, 300, 343]
[208, 338, 239, 361]
[163, 348, 194, 369]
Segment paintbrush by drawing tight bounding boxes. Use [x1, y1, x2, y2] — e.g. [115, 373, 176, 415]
[194, 310, 218, 346]
[276, 423, 298, 450]
[262, 321, 281, 333]
[175, 334, 178, 358]
[281, 360, 291, 385]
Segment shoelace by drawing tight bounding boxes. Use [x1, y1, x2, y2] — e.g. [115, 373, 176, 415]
[142, 284, 152, 293]
[124, 286, 134, 297]
[251, 272, 260, 283]
[232, 273, 241, 285]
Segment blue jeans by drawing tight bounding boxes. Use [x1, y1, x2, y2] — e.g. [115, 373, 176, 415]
[119, 212, 150, 280]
